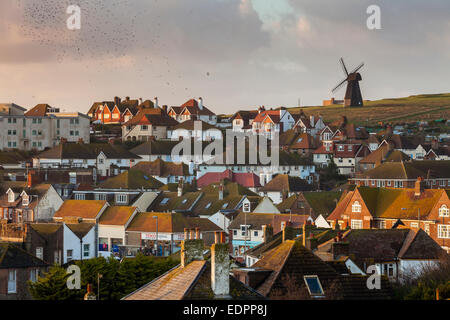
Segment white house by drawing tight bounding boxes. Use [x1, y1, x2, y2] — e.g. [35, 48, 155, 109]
[63, 223, 97, 263]
[168, 120, 223, 141]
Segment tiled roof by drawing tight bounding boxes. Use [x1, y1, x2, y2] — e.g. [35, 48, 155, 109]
[24, 104, 52, 117]
[30, 223, 62, 236]
[260, 174, 312, 192]
[0, 151, 28, 165]
[148, 191, 202, 212]
[360, 145, 409, 164]
[97, 169, 164, 189]
[171, 119, 217, 131]
[132, 159, 189, 177]
[197, 170, 261, 189]
[37, 143, 140, 160]
[129, 140, 179, 156]
[99, 206, 137, 226]
[53, 200, 107, 220]
[123, 108, 178, 127]
[0, 243, 49, 268]
[65, 223, 95, 239]
[180, 99, 216, 116]
[126, 212, 221, 233]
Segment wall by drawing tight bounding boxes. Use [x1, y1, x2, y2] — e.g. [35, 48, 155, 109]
[35, 185, 64, 222]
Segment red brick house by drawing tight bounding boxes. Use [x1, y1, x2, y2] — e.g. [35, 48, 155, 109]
[0, 243, 48, 300]
[327, 183, 450, 252]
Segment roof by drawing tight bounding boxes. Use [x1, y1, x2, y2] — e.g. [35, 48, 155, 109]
[260, 174, 313, 192]
[132, 159, 189, 177]
[197, 170, 261, 189]
[99, 206, 137, 226]
[124, 260, 263, 300]
[129, 140, 179, 156]
[53, 200, 107, 220]
[277, 192, 341, 219]
[171, 119, 218, 131]
[37, 143, 140, 160]
[148, 191, 202, 212]
[30, 224, 62, 236]
[0, 242, 49, 268]
[65, 223, 95, 239]
[126, 212, 221, 233]
[123, 108, 178, 127]
[0, 151, 28, 165]
[356, 161, 427, 180]
[179, 99, 216, 117]
[228, 213, 275, 230]
[24, 104, 53, 117]
[97, 169, 164, 190]
[360, 145, 410, 164]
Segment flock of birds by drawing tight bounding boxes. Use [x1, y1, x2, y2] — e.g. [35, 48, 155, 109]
[13, 0, 211, 96]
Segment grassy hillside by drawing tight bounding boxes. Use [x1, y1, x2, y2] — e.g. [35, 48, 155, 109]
[288, 93, 450, 126]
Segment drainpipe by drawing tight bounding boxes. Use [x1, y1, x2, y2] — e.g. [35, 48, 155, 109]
[80, 238, 83, 261]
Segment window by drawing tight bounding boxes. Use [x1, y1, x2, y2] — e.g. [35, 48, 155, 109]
[233, 230, 237, 236]
[141, 125, 148, 130]
[205, 202, 212, 209]
[254, 231, 258, 237]
[382, 263, 395, 277]
[83, 244, 90, 257]
[116, 194, 128, 204]
[410, 222, 419, 229]
[75, 193, 86, 200]
[32, 130, 37, 136]
[98, 159, 104, 164]
[30, 269, 39, 283]
[222, 203, 229, 209]
[181, 199, 187, 204]
[95, 193, 107, 201]
[352, 201, 361, 213]
[378, 220, 386, 229]
[297, 201, 305, 208]
[75, 131, 79, 136]
[160, 198, 170, 205]
[70, 131, 74, 136]
[67, 250, 73, 261]
[303, 275, 324, 297]
[439, 205, 449, 217]
[424, 224, 430, 235]
[36, 247, 43, 260]
[8, 270, 16, 293]
[351, 219, 363, 229]
[240, 225, 248, 236]
[438, 225, 450, 239]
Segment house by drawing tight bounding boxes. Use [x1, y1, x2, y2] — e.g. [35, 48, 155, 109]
[312, 143, 334, 168]
[258, 174, 314, 204]
[232, 235, 393, 299]
[131, 159, 194, 184]
[277, 191, 342, 222]
[125, 212, 222, 257]
[251, 196, 280, 214]
[327, 184, 450, 252]
[0, 243, 49, 300]
[292, 111, 326, 136]
[168, 98, 217, 125]
[0, 180, 63, 223]
[63, 223, 96, 263]
[98, 206, 139, 259]
[251, 107, 296, 139]
[34, 142, 141, 179]
[88, 96, 155, 125]
[168, 120, 223, 141]
[367, 133, 380, 151]
[231, 110, 259, 132]
[197, 151, 318, 187]
[350, 160, 450, 189]
[122, 234, 263, 300]
[315, 229, 447, 282]
[27, 224, 64, 265]
[129, 140, 180, 162]
[280, 131, 319, 156]
[0, 152, 29, 170]
[0, 103, 90, 151]
[228, 212, 309, 260]
[196, 169, 261, 192]
[358, 144, 410, 172]
[94, 168, 164, 192]
[333, 142, 371, 176]
[53, 200, 109, 223]
[121, 108, 179, 141]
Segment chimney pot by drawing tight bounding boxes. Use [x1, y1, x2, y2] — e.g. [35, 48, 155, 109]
[195, 228, 200, 240]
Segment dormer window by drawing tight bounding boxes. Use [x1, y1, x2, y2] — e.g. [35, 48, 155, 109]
[116, 194, 128, 204]
[7, 191, 15, 203]
[439, 205, 449, 217]
[22, 194, 29, 206]
[205, 202, 212, 209]
[243, 202, 251, 212]
[352, 201, 361, 213]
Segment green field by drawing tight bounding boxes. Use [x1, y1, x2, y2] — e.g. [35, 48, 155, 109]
[287, 93, 450, 126]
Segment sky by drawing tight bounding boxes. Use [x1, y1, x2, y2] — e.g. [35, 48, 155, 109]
[0, 0, 449, 114]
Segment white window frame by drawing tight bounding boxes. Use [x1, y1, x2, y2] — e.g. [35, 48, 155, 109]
[67, 249, 73, 261]
[438, 205, 449, 217]
[8, 270, 16, 293]
[352, 201, 362, 213]
[83, 244, 90, 257]
[438, 225, 450, 239]
[410, 222, 419, 229]
[116, 193, 128, 204]
[351, 219, 363, 229]
[36, 247, 43, 260]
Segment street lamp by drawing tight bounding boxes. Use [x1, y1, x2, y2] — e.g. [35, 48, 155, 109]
[153, 216, 158, 256]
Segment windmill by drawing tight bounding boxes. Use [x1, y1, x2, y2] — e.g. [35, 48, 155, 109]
[332, 58, 364, 107]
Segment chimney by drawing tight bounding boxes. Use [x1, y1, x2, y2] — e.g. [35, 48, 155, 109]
[27, 170, 37, 189]
[177, 178, 184, 197]
[180, 236, 204, 268]
[415, 177, 424, 196]
[125, 96, 130, 101]
[114, 96, 121, 106]
[198, 97, 203, 110]
[139, 98, 143, 104]
[310, 115, 315, 127]
[431, 139, 439, 150]
[154, 97, 159, 108]
[162, 105, 168, 113]
[218, 183, 224, 201]
[188, 160, 195, 176]
[84, 284, 96, 300]
[211, 232, 230, 297]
